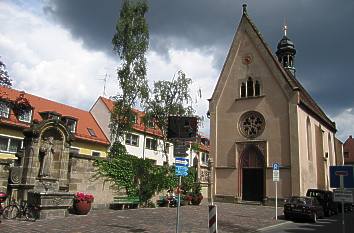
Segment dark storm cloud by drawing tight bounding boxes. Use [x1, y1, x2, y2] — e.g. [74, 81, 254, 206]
[44, 0, 354, 115]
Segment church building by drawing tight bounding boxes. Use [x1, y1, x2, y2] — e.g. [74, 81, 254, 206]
[209, 5, 344, 203]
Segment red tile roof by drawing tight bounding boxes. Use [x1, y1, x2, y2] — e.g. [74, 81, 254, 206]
[0, 86, 109, 145]
[99, 97, 210, 152]
[99, 96, 163, 137]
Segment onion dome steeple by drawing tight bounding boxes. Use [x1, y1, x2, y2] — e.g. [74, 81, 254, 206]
[276, 23, 296, 76]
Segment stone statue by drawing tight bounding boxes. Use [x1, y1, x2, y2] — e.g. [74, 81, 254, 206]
[39, 137, 55, 177]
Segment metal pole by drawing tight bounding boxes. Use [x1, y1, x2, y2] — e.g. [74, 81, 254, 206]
[275, 181, 278, 220]
[340, 176, 345, 233]
[176, 176, 181, 233]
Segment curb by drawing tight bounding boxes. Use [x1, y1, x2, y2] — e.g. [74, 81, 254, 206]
[251, 221, 291, 232]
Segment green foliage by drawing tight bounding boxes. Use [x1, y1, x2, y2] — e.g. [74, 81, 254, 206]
[94, 141, 196, 204]
[0, 58, 11, 87]
[111, 0, 149, 140]
[143, 70, 195, 164]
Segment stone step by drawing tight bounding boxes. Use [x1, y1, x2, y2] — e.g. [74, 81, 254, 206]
[238, 200, 262, 205]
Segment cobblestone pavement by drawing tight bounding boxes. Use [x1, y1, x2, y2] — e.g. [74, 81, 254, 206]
[0, 202, 285, 233]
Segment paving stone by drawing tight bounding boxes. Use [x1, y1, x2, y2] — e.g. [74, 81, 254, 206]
[0, 202, 284, 232]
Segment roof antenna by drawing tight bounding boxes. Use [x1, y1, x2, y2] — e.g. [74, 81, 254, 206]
[283, 17, 288, 36]
[242, 3, 247, 14]
[97, 73, 109, 96]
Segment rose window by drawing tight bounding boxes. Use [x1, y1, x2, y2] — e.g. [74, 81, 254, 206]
[239, 111, 265, 138]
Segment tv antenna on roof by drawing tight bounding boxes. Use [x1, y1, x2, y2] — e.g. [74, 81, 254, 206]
[97, 73, 110, 97]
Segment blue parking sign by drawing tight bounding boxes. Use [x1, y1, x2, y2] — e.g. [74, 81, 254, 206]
[272, 162, 280, 171]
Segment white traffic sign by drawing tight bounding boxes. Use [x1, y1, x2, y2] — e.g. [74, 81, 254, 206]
[175, 157, 189, 166]
[334, 190, 353, 203]
[273, 170, 279, 182]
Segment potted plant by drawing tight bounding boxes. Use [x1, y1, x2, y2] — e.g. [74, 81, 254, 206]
[73, 192, 94, 215]
[190, 183, 203, 205]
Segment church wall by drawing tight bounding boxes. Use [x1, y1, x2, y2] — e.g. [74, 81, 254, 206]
[297, 106, 337, 194]
[213, 29, 292, 200]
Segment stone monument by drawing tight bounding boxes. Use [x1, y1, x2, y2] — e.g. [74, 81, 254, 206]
[9, 119, 74, 219]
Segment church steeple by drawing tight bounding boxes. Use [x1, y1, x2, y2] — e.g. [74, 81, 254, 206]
[276, 23, 296, 76]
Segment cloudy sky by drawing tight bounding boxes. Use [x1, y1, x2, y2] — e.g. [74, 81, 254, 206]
[1, 0, 354, 141]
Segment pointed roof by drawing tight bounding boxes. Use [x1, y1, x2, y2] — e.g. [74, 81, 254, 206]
[0, 86, 110, 145]
[211, 6, 336, 132]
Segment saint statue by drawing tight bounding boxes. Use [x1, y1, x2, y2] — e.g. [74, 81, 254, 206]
[39, 137, 55, 177]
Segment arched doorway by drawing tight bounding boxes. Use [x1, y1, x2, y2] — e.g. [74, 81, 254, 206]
[240, 145, 265, 201]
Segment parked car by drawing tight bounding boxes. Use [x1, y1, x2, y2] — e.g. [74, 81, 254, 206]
[306, 189, 338, 216]
[284, 196, 324, 223]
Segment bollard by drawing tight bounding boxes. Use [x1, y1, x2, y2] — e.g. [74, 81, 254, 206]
[208, 204, 217, 233]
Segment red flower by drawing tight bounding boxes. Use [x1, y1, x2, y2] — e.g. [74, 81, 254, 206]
[74, 192, 94, 203]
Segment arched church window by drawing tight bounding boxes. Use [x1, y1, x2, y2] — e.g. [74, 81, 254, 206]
[239, 111, 265, 138]
[247, 78, 254, 97]
[241, 82, 246, 98]
[306, 117, 312, 160]
[255, 81, 261, 96]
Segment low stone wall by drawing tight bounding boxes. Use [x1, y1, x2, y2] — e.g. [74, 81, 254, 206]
[68, 154, 116, 209]
[0, 159, 13, 193]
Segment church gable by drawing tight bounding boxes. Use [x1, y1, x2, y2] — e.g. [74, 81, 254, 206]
[211, 13, 295, 111]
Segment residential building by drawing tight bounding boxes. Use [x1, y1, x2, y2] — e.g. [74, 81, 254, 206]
[209, 5, 344, 203]
[344, 135, 354, 165]
[90, 96, 174, 165]
[0, 86, 110, 160]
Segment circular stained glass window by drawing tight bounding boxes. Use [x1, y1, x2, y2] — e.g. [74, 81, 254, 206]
[239, 111, 265, 138]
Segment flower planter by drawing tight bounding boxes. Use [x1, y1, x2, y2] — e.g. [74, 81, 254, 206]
[191, 194, 203, 205]
[74, 200, 92, 215]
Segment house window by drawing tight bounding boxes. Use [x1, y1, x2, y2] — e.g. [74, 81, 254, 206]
[18, 109, 32, 123]
[0, 101, 10, 118]
[92, 151, 101, 157]
[125, 133, 139, 146]
[66, 119, 77, 133]
[70, 147, 80, 155]
[87, 128, 96, 137]
[344, 152, 349, 158]
[165, 143, 170, 153]
[0, 136, 23, 153]
[146, 138, 157, 150]
[201, 152, 209, 165]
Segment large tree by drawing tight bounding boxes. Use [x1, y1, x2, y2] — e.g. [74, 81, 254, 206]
[143, 70, 195, 165]
[110, 0, 149, 141]
[0, 58, 12, 87]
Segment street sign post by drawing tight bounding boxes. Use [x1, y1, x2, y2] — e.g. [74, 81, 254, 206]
[175, 157, 189, 233]
[334, 190, 353, 203]
[272, 162, 280, 220]
[330, 166, 354, 188]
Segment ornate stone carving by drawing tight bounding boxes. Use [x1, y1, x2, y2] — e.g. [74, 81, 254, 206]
[39, 137, 55, 178]
[9, 167, 22, 184]
[238, 111, 265, 138]
[200, 168, 210, 183]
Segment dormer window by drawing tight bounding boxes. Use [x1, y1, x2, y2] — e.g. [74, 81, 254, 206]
[18, 109, 32, 123]
[40, 111, 61, 120]
[240, 77, 261, 98]
[0, 101, 10, 118]
[62, 117, 77, 133]
[87, 128, 96, 137]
